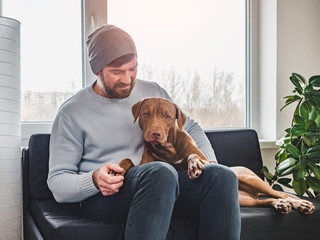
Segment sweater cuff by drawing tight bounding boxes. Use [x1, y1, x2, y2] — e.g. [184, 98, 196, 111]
[81, 170, 100, 197]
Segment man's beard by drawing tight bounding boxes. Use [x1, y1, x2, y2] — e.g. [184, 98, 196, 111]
[98, 76, 136, 99]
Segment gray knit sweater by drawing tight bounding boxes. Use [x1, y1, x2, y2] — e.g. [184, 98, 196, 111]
[47, 79, 217, 203]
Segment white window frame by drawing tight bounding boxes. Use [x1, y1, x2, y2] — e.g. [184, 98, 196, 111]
[21, 0, 253, 146]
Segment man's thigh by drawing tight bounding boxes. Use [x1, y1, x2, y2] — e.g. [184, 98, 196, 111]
[80, 162, 177, 222]
[172, 169, 202, 218]
[173, 164, 232, 218]
[80, 164, 148, 222]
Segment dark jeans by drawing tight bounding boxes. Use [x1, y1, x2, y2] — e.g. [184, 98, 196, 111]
[80, 162, 240, 240]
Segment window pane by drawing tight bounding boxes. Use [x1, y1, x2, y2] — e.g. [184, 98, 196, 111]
[2, 0, 82, 122]
[108, 0, 246, 128]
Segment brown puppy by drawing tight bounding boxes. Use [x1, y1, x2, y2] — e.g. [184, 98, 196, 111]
[117, 98, 315, 214]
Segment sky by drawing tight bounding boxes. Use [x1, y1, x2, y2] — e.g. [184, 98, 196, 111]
[2, 0, 245, 92]
[108, 0, 246, 83]
[3, 0, 82, 92]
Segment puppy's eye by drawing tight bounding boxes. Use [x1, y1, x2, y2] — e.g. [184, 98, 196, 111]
[144, 112, 150, 117]
[165, 115, 171, 119]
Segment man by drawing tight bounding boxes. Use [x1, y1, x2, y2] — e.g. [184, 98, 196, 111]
[47, 25, 240, 240]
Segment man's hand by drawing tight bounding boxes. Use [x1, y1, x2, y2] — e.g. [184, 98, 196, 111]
[92, 164, 124, 196]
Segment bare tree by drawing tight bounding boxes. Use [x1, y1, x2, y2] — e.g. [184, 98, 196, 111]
[21, 66, 245, 128]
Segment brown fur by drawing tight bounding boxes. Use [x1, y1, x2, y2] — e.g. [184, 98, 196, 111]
[117, 98, 314, 214]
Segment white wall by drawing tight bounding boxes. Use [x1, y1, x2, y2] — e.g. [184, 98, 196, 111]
[259, 0, 320, 172]
[277, 0, 320, 138]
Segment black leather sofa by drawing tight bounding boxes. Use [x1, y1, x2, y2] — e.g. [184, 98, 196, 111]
[22, 129, 320, 240]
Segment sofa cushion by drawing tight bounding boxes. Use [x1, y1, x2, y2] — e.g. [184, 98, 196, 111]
[30, 199, 198, 240]
[240, 196, 320, 240]
[28, 134, 53, 200]
[205, 129, 264, 179]
[30, 199, 123, 240]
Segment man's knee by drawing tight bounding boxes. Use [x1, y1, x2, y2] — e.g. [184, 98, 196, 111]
[202, 164, 238, 188]
[145, 162, 178, 179]
[140, 162, 179, 194]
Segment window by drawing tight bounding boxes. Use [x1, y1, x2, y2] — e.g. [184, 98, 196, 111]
[2, 0, 247, 128]
[108, 0, 247, 128]
[2, 0, 82, 122]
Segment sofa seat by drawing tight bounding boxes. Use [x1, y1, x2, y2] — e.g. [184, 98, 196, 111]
[29, 197, 320, 240]
[30, 200, 123, 240]
[240, 196, 320, 239]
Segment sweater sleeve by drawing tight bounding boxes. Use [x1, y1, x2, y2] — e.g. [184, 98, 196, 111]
[154, 83, 218, 163]
[183, 116, 218, 163]
[47, 111, 99, 203]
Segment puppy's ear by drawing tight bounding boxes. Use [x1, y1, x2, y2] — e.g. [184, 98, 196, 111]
[132, 99, 145, 123]
[175, 104, 186, 130]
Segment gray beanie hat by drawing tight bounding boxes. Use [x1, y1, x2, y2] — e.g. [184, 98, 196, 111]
[86, 25, 137, 74]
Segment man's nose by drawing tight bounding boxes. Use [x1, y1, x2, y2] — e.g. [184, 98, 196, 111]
[121, 71, 132, 84]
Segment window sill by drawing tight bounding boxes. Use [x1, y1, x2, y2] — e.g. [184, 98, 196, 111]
[259, 139, 277, 149]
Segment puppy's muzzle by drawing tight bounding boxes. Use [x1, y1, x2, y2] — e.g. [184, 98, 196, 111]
[145, 128, 166, 144]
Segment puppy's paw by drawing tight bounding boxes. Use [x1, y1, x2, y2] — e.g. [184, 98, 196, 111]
[109, 158, 135, 176]
[187, 154, 204, 179]
[273, 199, 292, 214]
[287, 198, 315, 214]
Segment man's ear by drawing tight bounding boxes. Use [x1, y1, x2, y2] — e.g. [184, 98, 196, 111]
[132, 99, 146, 123]
[175, 104, 186, 130]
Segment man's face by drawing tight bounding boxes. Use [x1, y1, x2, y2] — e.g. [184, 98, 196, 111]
[98, 56, 138, 99]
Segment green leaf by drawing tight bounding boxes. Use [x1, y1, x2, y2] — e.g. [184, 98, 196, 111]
[275, 148, 288, 163]
[306, 177, 320, 193]
[272, 184, 284, 191]
[305, 120, 316, 130]
[281, 95, 302, 111]
[277, 178, 292, 188]
[306, 146, 320, 162]
[307, 163, 320, 180]
[281, 100, 300, 111]
[290, 76, 303, 94]
[292, 73, 306, 84]
[291, 124, 307, 136]
[285, 128, 291, 134]
[305, 89, 320, 97]
[309, 106, 319, 120]
[283, 95, 301, 103]
[303, 132, 317, 147]
[279, 165, 296, 176]
[294, 115, 305, 126]
[316, 114, 320, 128]
[280, 136, 297, 145]
[279, 151, 288, 163]
[278, 178, 292, 185]
[275, 149, 282, 160]
[305, 90, 320, 108]
[285, 144, 300, 158]
[301, 140, 308, 155]
[292, 179, 307, 196]
[309, 75, 320, 87]
[261, 166, 274, 181]
[304, 84, 314, 94]
[293, 158, 307, 181]
[299, 102, 310, 119]
[277, 158, 297, 172]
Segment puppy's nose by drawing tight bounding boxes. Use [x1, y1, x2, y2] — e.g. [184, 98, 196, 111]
[151, 131, 161, 138]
